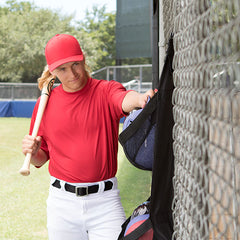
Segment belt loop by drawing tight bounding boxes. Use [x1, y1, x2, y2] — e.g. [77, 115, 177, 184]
[50, 176, 55, 185]
[109, 177, 117, 190]
[98, 180, 105, 193]
[60, 180, 65, 191]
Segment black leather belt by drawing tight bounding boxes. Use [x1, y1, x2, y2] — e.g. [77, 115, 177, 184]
[52, 179, 113, 196]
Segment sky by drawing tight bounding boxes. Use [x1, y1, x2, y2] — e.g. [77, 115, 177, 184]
[2, 0, 116, 22]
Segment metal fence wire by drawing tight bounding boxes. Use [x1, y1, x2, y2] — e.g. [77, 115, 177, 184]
[0, 65, 152, 99]
[161, 0, 240, 239]
[0, 83, 41, 100]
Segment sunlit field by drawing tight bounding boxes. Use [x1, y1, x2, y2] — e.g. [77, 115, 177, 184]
[0, 118, 151, 239]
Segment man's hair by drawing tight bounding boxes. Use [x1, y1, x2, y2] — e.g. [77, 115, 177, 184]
[38, 62, 91, 90]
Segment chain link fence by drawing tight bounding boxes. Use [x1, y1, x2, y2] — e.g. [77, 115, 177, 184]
[92, 64, 152, 93]
[161, 0, 239, 239]
[0, 65, 152, 100]
[0, 83, 40, 100]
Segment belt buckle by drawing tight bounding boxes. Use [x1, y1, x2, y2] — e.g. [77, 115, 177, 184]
[75, 186, 88, 197]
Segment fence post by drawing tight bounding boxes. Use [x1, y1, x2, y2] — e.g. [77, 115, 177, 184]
[152, 0, 159, 89]
[106, 67, 110, 81]
[113, 67, 116, 80]
[159, 0, 165, 77]
[139, 66, 143, 92]
[11, 85, 14, 100]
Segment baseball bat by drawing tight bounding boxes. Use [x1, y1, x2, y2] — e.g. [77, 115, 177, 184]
[19, 78, 55, 176]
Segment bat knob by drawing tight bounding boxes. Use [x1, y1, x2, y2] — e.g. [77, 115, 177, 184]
[19, 168, 30, 176]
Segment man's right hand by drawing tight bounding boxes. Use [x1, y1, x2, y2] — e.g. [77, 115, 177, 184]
[22, 135, 42, 157]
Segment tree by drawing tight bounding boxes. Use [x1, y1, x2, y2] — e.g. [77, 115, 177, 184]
[0, 0, 95, 82]
[77, 6, 116, 71]
[78, 5, 152, 70]
[0, 1, 150, 83]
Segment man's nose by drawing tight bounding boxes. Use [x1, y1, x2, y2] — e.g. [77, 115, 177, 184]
[71, 67, 78, 77]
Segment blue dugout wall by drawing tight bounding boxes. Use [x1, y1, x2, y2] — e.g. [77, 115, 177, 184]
[0, 101, 36, 118]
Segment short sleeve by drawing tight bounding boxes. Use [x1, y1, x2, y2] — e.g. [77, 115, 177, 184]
[106, 80, 132, 120]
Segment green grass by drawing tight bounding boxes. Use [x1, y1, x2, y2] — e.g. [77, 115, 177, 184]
[0, 118, 151, 240]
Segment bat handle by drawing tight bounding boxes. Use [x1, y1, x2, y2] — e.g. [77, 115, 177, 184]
[19, 153, 32, 176]
[19, 78, 55, 177]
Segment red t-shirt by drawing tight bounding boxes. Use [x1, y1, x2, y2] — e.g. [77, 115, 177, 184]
[30, 78, 129, 183]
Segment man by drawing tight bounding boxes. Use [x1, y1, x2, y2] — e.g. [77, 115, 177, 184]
[22, 34, 155, 240]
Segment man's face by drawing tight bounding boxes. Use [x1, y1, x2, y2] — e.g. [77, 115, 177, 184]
[51, 61, 88, 92]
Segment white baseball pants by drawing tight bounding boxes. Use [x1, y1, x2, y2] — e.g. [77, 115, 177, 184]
[47, 177, 126, 240]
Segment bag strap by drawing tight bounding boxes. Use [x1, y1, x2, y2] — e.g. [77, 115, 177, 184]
[122, 218, 153, 240]
[119, 93, 157, 145]
[150, 34, 175, 239]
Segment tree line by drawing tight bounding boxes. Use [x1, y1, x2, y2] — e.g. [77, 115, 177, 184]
[0, 0, 119, 83]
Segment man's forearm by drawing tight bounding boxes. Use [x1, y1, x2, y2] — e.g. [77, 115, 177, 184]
[30, 149, 48, 167]
[122, 90, 155, 114]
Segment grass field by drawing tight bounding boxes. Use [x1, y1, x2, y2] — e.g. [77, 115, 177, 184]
[0, 118, 151, 240]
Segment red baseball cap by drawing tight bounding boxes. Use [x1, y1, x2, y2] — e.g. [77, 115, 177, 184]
[45, 34, 84, 72]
